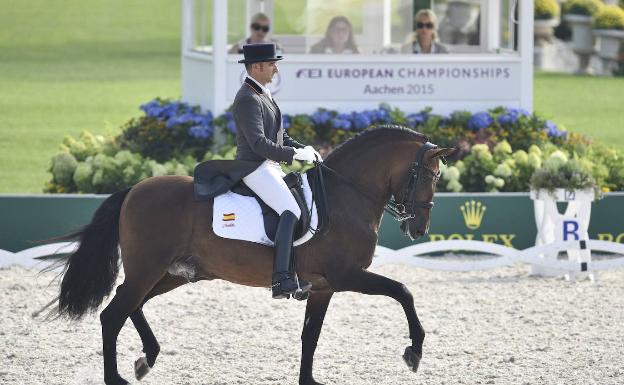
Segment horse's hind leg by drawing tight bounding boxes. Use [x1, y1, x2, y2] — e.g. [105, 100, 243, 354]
[130, 274, 189, 380]
[328, 268, 425, 373]
[100, 272, 165, 385]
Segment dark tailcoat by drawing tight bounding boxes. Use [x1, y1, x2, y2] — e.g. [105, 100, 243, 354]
[233, 77, 305, 163]
[193, 77, 305, 199]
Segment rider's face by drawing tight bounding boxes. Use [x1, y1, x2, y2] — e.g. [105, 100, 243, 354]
[253, 61, 278, 85]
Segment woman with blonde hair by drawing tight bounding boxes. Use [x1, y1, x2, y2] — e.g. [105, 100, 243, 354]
[401, 9, 448, 54]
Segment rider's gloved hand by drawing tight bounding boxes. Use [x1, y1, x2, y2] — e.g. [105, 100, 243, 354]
[304, 145, 323, 162]
[293, 146, 319, 164]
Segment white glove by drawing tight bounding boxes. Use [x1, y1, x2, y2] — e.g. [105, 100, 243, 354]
[293, 146, 318, 164]
[304, 145, 323, 162]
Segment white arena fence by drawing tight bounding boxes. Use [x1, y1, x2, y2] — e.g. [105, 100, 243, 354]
[372, 239, 624, 274]
[2, 239, 624, 276]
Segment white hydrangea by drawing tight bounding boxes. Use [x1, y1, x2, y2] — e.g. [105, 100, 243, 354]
[513, 150, 529, 165]
[443, 166, 461, 181]
[494, 163, 512, 178]
[447, 179, 462, 192]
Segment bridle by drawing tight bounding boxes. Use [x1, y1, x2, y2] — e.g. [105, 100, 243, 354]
[314, 141, 442, 223]
[384, 142, 441, 221]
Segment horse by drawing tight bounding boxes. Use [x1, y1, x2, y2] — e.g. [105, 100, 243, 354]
[54, 125, 456, 385]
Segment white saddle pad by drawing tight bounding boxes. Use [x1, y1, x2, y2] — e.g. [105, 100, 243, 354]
[212, 173, 318, 246]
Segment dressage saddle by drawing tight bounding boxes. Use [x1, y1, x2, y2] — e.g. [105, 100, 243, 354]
[193, 160, 311, 241]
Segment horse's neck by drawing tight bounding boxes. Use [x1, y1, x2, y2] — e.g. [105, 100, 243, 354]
[322, 142, 400, 226]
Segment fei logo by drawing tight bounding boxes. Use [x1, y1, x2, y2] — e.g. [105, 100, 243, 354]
[460, 200, 486, 230]
[296, 68, 323, 79]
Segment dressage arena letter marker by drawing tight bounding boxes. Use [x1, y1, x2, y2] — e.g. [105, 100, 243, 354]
[563, 220, 580, 241]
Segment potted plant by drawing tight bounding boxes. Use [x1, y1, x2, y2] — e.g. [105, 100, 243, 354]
[529, 154, 598, 278]
[593, 4, 624, 72]
[534, 0, 561, 44]
[562, 0, 604, 74]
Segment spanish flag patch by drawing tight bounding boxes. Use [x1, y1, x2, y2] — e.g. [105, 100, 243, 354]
[222, 213, 236, 222]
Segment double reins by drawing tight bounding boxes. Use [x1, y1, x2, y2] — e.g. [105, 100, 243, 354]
[385, 142, 441, 221]
[310, 142, 442, 227]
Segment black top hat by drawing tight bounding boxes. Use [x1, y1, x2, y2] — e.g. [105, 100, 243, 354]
[238, 43, 283, 64]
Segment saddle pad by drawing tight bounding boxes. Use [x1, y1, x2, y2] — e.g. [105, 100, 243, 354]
[212, 173, 318, 246]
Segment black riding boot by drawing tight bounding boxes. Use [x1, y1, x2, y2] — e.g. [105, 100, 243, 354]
[272, 210, 312, 299]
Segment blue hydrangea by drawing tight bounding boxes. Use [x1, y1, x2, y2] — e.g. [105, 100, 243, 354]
[497, 113, 516, 125]
[188, 125, 212, 139]
[406, 112, 428, 128]
[497, 107, 530, 126]
[311, 109, 331, 125]
[371, 107, 392, 123]
[331, 113, 352, 130]
[225, 112, 237, 134]
[351, 111, 372, 131]
[467, 112, 493, 131]
[544, 120, 566, 138]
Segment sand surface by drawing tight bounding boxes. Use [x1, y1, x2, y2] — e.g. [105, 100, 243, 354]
[1, 263, 623, 385]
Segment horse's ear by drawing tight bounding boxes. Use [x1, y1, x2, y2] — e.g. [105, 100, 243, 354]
[427, 147, 459, 164]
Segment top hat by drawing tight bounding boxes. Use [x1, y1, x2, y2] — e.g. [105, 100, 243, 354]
[238, 43, 283, 64]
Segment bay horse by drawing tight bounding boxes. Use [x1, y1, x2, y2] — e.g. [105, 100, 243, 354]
[55, 125, 455, 385]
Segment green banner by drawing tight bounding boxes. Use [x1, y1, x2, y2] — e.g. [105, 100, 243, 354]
[1, 193, 623, 253]
[380, 192, 624, 250]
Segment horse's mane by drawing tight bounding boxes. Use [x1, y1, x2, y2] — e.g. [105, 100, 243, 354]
[324, 125, 428, 163]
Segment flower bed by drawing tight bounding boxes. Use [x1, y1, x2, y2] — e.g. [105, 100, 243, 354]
[45, 99, 624, 194]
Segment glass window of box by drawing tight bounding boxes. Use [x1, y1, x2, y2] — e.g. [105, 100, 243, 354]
[192, 0, 212, 53]
[189, 0, 520, 56]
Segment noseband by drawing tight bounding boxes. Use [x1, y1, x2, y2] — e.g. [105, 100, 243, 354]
[384, 142, 441, 221]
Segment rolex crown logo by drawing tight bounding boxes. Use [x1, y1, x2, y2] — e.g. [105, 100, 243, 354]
[460, 200, 486, 230]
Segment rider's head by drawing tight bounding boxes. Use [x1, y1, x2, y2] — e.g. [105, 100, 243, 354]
[239, 43, 283, 86]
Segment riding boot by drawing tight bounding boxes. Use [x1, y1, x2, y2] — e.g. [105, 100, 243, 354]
[272, 210, 312, 299]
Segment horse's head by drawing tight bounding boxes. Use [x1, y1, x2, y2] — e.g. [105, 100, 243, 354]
[388, 142, 457, 240]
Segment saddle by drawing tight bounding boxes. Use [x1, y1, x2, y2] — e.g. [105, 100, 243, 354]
[193, 160, 310, 242]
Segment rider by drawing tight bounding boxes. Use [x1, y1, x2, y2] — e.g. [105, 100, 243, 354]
[233, 43, 321, 299]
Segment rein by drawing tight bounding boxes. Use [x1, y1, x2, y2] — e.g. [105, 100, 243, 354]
[385, 142, 441, 221]
[312, 142, 441, 225]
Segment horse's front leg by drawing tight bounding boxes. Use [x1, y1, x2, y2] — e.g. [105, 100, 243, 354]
[328, 268, 425, 372]
[299, 291, 334, 385]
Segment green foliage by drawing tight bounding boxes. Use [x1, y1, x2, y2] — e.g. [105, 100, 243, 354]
[49, 152, 78, 191]
[593, 5, 624, 30]
[117, 116, 210, 162]
[562, 0, 603, 16]
[535, 0, 561, 20]
[530, 159, 597, 194]
[46, 99, 624, 194]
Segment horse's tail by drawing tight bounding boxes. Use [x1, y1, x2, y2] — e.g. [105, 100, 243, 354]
[57, 187, 131, 320]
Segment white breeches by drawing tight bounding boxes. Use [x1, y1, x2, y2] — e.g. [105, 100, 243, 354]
[242, 160, 301, 219]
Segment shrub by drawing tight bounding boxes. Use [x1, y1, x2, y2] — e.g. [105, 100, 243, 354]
[535, 0, 561, 20]
[593, 5, 624, 30]
[117, 98, 214, 162]
[562, 0, 603, 17]
[46, 99, 624, 194]
[530, 159, 597, 194]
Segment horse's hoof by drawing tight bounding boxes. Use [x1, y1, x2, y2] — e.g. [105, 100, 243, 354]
[134, 356, 151, 380]
[105, 375, 129, 385]
[293, 290, 309, 301]
[402, 346, 422, 373]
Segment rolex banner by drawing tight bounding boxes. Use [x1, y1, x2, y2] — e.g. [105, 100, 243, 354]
[378, 193, 624, 250]
[1, 193, 624, 253]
